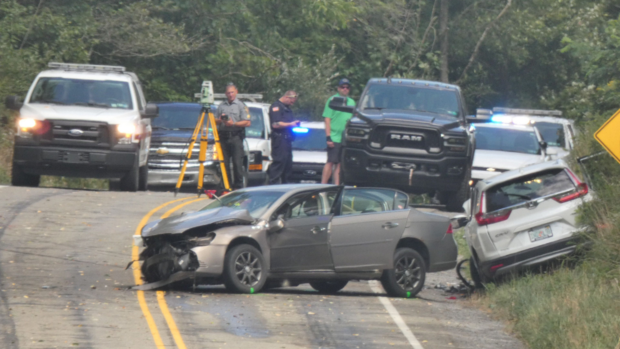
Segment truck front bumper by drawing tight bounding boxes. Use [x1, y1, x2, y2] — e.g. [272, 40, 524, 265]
[342, 148, 469, 193]
[13, 145, 136, 179]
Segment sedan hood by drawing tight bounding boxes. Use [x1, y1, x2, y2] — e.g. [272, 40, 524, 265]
[473, 149, 543, 171]
[141, 207, 254, 238]
[20, 103, 138, 125]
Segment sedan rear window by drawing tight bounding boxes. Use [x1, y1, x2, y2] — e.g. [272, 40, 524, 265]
[486, 169, 575, 212]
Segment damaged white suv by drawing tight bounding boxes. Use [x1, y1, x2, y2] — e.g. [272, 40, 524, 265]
[462, 160, 592, 286]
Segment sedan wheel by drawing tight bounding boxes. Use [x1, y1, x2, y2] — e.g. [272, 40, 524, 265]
[223, 244, 267, 293]
[381, 248, 426, 298]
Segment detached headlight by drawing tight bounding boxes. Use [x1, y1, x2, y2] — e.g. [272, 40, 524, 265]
[117, 123, 139, 144]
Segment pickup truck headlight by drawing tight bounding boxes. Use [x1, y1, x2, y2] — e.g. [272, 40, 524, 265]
[18, 118, 36, 129]
[117, 123, 139, 144]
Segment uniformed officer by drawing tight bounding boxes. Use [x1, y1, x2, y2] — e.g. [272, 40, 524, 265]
[216, 83, 251, 189]
[267, 90, 300, 184]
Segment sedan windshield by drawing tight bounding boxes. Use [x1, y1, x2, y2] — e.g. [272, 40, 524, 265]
[153, 104, 204, 130]
[292, 128, 327, 151]
[30, 77, 133, 109]
[201, 190, 285, 218]
[360, 84, 460, 118]
[475, 127, 541, 155]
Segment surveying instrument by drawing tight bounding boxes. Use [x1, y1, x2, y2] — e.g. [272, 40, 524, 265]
[174, 81, 231, 196]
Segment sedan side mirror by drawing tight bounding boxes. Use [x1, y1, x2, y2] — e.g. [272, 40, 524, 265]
[141, 103, 159, 118]
[451, 215, 470, 229]
[329, 96, 355, 113]
[268, 217, 285, 232]
[5, 96, 22, 111]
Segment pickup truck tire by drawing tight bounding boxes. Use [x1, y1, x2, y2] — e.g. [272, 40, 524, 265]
[138, 165, 148, 191]
[381, 247, 426, 298]
[120, 155, 139, 192]
[439, 171, 471, 212]
[11, 163, 40, 187]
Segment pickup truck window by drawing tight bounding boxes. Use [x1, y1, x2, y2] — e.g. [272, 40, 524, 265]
[360, 84, 460, 118]
[29, 77, 133, 110]
[292, 127, 326, 151]
[245, 107, 265, 139]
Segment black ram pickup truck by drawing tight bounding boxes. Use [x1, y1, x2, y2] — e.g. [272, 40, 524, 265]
[329, 78, 474, 211]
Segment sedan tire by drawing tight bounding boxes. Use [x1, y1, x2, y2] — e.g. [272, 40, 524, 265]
[223, 244, 267, 294]
[309, 281, 348, 294]
[381, 248, 426, 298]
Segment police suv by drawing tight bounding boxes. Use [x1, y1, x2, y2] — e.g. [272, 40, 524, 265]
[5, 62, 157, 191]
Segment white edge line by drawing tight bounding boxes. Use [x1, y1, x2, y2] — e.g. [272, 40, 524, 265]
[369, 280, 425, 349]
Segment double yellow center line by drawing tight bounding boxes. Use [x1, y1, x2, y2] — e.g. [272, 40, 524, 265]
[131, 196, 208, 349]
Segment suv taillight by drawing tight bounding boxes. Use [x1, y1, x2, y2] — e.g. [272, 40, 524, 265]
[553, 169, 589, 203]
[475, 192, 512, 226]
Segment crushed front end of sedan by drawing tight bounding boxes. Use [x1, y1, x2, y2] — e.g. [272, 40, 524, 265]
[134, 207, 255, 289]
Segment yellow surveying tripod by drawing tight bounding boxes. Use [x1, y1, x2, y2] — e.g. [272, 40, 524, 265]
[174, 81, 231, 196]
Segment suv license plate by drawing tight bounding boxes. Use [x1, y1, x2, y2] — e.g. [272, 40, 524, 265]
[529, 225, 553, 242]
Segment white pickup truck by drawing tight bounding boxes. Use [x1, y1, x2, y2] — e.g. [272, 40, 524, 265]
[5, 62, 158, 191]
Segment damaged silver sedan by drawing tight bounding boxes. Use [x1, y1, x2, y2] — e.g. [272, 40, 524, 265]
[133, 184, 458, 297]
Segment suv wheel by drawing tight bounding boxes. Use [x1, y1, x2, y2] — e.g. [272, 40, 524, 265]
[310, 281, 348, 294]
[223, 244, 267, 293]
[381, 247, 426, 298]
[439, 171, 471, 212]
[120, 155, 139, 192]
[11, 163, 40, 187]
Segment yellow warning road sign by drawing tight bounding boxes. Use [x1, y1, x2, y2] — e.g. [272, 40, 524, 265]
[594, 108, 620, 164]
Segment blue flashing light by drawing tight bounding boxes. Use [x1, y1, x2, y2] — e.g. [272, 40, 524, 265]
[491, 114, 507, 123]
[292, 127, 309, 134]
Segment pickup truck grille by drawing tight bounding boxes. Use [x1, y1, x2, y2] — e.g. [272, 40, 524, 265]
[45, 120, 111, 147]
[149, 141, 200, 170]
[374, 126, 441, 152]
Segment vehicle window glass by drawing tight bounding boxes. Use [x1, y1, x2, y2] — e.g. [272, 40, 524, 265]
[29, 77, 133, 109]
[395, 192, 409, 210]
[275, 189, 338, 220]
[201, 190, 285, 218]
[245, 107, 265, 139]
[535, 122, 565, 148]
[567, 125, 575, 148]
[152, 104, 204, 130]
[133, 83, 144, 111]
[340, 189, 396, 216]
[292, 127, 327, 151]
[485, 169, 575, 212]
[475, 127, 540, 155]
[360, 84, 460, 118]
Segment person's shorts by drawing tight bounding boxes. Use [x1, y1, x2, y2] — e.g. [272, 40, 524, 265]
[327, 142, 343, 163]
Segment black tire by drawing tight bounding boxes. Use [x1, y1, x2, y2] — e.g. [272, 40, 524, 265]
[440, 171, 471, 212]
[381, 247, 426, 298]
[120, 155, 139, 192]
[11, 163, 40, 187]
[223, 244, 267, 293]
[310, 280, 348, 294]
[138, 165, 148, 191]
[469, 257, 485, 289]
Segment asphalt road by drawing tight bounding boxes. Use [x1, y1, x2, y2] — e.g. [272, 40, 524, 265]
[0, 185, 525, 349]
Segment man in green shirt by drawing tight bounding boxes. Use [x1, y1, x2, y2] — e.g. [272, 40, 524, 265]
[321, 78, 356, 184]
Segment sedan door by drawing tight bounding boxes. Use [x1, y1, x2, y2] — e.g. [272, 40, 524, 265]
[330, 189, 409, 271]
[269, 188, 340, 272]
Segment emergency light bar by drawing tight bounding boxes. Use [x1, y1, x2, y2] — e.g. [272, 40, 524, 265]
[491, 115, 533, 125]
[48, 62, 125, 72]
[292, 127, 309, 133]
[492, 107, 562, 117]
